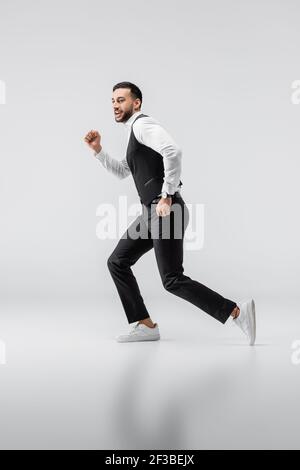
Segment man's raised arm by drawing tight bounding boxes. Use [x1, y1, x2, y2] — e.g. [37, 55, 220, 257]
[84, 129, 131, 180]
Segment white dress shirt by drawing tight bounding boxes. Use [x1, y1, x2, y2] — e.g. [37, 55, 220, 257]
[94, 110, 182, 196]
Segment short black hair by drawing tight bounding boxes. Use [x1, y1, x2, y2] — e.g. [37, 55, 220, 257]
[112, 81, 142, 107]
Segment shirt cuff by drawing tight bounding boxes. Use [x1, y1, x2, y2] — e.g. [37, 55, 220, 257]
[161, 183, 176, 195]
[94, 148, 105, 161]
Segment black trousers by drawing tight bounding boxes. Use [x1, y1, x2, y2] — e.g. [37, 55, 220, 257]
[107, 192, 237, 324]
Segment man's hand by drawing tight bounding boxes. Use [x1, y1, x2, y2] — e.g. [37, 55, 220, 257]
[156, 197, 172, 217]
[84, 129, 102, 153]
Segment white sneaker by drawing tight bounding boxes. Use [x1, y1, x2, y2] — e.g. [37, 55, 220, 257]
[115, 322, 160, 343]
[233, 299, 256, 345]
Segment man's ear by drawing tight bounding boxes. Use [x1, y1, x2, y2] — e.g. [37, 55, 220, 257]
[135, 99, 142, 110]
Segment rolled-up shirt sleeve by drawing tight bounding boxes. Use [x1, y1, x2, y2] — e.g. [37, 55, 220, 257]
[94, 148, 131, 179]
[133, 118, 182, 195]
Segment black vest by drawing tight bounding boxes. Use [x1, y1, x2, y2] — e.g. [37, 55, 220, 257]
[125, 113, 183, 206]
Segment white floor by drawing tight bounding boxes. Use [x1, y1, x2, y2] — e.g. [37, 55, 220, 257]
[0, 295, 299, 450]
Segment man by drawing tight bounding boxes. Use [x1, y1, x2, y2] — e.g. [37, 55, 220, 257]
[84, 81, 256, 344]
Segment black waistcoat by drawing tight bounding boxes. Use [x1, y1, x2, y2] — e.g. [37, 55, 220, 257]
[125, 113, 183, 206]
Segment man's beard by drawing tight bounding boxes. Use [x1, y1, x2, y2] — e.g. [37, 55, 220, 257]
[115, 107, 135, 123]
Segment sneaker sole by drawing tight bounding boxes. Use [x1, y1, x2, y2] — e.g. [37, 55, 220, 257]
[116, 335, 160, 343]
[247, 298, 256, 345]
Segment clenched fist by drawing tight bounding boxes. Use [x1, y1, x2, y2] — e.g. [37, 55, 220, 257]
[156, 197, 172, 217]
[84, 129, 102, 153]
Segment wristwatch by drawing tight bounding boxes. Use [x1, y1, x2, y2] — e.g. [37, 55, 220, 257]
[161, 191, 172, 199]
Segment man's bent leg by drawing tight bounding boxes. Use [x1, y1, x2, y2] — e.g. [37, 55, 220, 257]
[107, 214, 154, 324]
[149, 194, 237, 324]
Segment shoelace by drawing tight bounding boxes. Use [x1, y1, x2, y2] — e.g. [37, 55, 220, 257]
[129, 323, 141, 335]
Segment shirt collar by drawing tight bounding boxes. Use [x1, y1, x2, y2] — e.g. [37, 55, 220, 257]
[123, 110, 143, 129]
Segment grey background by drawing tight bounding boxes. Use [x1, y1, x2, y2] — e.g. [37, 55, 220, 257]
[1, 0, 300, 450]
